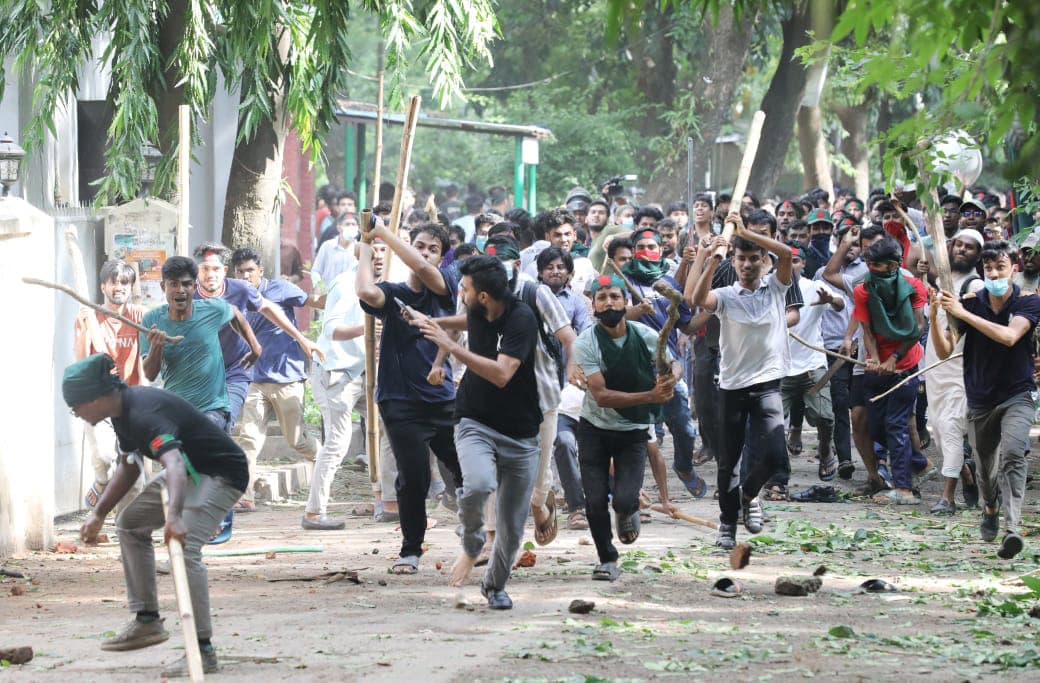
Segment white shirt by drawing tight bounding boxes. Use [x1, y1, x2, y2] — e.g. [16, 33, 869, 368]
[924, 271, 983, 391]
[712, 272, 791, 390]
[787, 277, 841, 376]
[312, 239, 358, 286]
[317, 271, 366, 377]
[521, 242, 596, 296]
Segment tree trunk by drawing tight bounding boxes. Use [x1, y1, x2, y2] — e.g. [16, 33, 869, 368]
[644, 3, 755, 201]
[796, 105, 833, 194]
[834, 103, 870, 199]
[747, 2, 814, 197]
[221, 28, 290, 270]
[153, 0, 188, 202]
[632, 2, 676, 141]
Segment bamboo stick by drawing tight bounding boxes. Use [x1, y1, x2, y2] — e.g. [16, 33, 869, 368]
[788, 331, 865, 366]
[22, 277, 183, 342]
[161, 487, 204, 682]
[714, 111, 766, 259]
[177, 105, 190, 256]
[868, 352, 963, 402]
[650, 504, 718, 530]
[380, 95, 422, 278]
[364, 56, 386, 495]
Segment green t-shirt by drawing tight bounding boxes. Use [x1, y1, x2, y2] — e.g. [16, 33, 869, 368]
[140, 298, 234, 413]
[574, 320, 672, 431]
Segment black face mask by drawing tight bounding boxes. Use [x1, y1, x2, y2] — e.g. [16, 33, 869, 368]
[594, 307, 626, 328]
[810, 233, 832, 252]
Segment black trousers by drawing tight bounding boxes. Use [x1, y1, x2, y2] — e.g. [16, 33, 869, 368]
[692, 337, 721, 457]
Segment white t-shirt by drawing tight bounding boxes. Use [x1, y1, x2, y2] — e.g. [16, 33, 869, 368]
[712, 272, 791, 390]
[924, 271, 983, 390]
[787, 277, 842, 376]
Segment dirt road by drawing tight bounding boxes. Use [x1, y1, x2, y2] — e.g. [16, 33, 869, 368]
[3, 433, 1040, 681]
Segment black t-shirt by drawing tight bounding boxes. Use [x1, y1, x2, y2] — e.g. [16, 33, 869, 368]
[454, 298, 543, 439]
[704, 256, 804, 349]
[112, 386, 250, 492]
[959, 286, 1040, 410]
[360, 269, 459, 404]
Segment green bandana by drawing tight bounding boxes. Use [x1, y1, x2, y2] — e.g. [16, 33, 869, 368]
[62, 354, 126, 406]
[623, 256, 668, 284]
[593, 324, 664, 424]
[864, 268, 918, 341]
[570, 242, 590, 258]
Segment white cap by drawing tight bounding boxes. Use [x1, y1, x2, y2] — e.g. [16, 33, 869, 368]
[952, 228, 984, 248]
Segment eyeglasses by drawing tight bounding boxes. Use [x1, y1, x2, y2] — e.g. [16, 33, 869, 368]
[962, 209, 985, 217]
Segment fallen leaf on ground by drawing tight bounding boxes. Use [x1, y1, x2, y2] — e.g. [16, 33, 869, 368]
[515, 551, 536, 568]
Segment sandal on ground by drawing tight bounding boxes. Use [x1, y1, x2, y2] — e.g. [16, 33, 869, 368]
[206, 510, 233, 545]
[852, 478, 889, 498]
[391, 555, 419, 575]
[693, 449, 715, 466]
[790, 485, 839, 503]
[84, 479, 107, 510]
[872, 489, 920, 505]
[762, 484, 788, 502]
[787, 436, 803, 457]
[674, 469, 709, 498]
[837, 460, 856, 480]
[373, 501, 399, 523]
[742, 496, 764, 534]
[616, 510, 641, 545]
[818, 453, 839, 482]
[533, 492, 558, 546]
[859, 578, 898, 593]
[639, 511, 652, 525]
[592, 562, 622, 582]
[567, 510, 589, 530]
[929, 498, 956, 515]
[711, 577, 743, 598]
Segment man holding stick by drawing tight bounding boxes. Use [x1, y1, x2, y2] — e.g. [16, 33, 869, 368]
[933, 240, 1040, 559]
[68, 353, 247, 676]
[690, 212, 794, 549]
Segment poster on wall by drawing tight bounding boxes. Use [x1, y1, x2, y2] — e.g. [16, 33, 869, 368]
[103, 198, 181, 308]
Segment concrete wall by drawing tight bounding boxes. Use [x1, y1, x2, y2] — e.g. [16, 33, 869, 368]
[0, 198, 56, 556]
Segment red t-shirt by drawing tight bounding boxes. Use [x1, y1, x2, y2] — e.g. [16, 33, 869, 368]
[73, 305, 145, 385]
[852, 275, 927, 371]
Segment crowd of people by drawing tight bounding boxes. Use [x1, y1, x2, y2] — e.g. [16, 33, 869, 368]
[61, 177, 1039, 676]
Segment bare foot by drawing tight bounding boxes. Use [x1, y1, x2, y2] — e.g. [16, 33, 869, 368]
[449, 554, 477, 587]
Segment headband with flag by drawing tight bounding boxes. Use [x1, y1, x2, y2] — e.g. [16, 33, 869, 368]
[590, 273, 628, 295]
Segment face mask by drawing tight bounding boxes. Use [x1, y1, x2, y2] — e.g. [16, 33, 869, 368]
[475, 236, 488, 252]
[594, 307, 626, 328]
[621, 217, 634, 229]
[810, 233, 831, 253]
[341, 224, 359, 241]
[985, 277, 1010, 297]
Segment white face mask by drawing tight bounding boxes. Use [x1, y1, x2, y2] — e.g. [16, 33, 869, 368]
[340, 223, 359, 241]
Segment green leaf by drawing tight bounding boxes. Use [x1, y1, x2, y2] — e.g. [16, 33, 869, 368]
[828, 625, 855, 639]
[522, 541, 534, 551]
[1019, 575, 1040, 596]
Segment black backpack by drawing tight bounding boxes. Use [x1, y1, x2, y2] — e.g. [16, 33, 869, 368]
[518, 280, 566, 389]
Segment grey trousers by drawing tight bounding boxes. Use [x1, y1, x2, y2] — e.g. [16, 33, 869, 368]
[116, 470, 243, 639]
[455, 418, 539, 592]
[967, 392, 1034, 533]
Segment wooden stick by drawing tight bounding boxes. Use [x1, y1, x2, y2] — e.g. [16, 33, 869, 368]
[380, 95, 422, 278]
[361, 210, 380, 490]
[714, 110, 766, 259]
[372, 45, 385, 208]
[916, 160, 961, 344]
[807, 357, 845, 397]
[22, 277, 184, 343]
[177, 105, 190, 256]
[603, 258, 645, 303]
[203, 545, 323, 558]
[651, 504, 718, 530]
[160, 487, 204, 682]
[65, 228, 105, 351]
[868, 352, 963, 403]
[788, 331, 865, 366]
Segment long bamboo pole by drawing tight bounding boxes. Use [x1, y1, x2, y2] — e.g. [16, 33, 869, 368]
[714, 111, 766, 260]
[177, 106, 190, 256]
[381, 95, 422, 277]
[868, 352, 964, 402]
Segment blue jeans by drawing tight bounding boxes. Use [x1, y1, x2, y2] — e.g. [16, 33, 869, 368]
[863, 371, 919, 490]
[226, 379, 250, 428]
[659, 379, 697, 474]
[553, 414, 585, 511]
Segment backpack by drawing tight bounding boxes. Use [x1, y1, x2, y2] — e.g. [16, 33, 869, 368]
[518, 280, 566, 389]
[959, 274, 981, 298]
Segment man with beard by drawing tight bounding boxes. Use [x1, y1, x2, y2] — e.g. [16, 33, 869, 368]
[959, 198, 987, 232]
[926, 229, 984, 514]
[623, 228, 706, 498]
[844, 198, 866, 225]
[571, 273, 679, 581]
[786, 220, 809, 251]
[357, 220, 464, 575]
[656, 219, 681, 268]
[585, 198, 610, 243]
[933, 241, 1040, 559]
[417, 256, 541, 608]
[690, 213, 795, 549]
[854, 237, 928, 505]
[74, 259, 146, 514]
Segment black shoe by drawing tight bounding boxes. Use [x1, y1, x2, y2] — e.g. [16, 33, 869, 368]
[480, 583, 513, 610]
[716, 522, 736, 549]
[837, 460, 855, 480]
[980, 508, 999, 542]
[997, 532, 1024, 559]
[790, 485, 839, 503]
[742, 497, 763, 534]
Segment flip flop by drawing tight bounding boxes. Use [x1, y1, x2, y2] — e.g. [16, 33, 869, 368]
[567, 510, 589, 531]
[533, 492, 558, 546]
[592, 562, 622, 582]
[711, 577, 743, 598]
[373, 501, 399, 523]
[859, 578, 897, 593]
[206, 510, 234, 545]
[674, 469, 709, 498]
[391, 555, 419, 575]
[872, 490, 920, 506]
[616, 509, 640, 545]
[84, 479, 107, 510]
